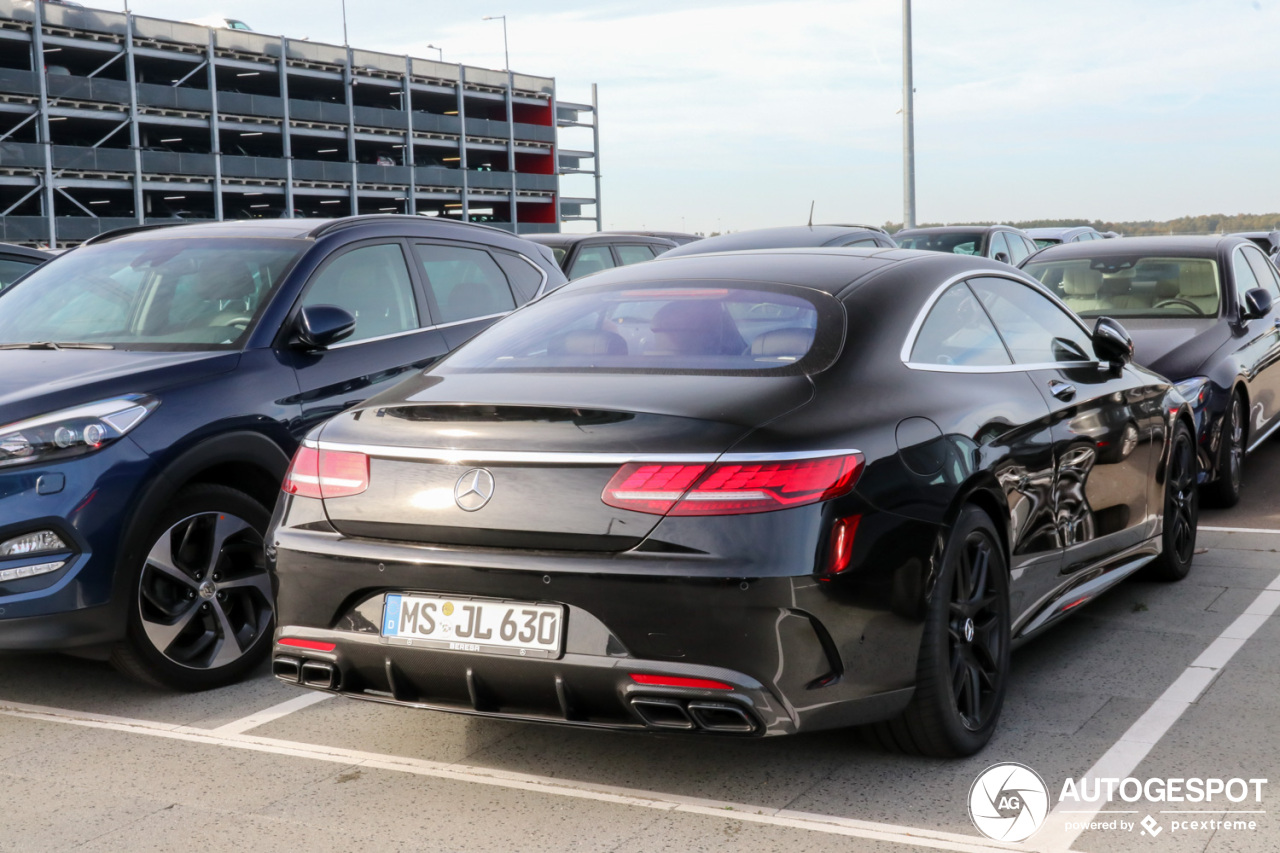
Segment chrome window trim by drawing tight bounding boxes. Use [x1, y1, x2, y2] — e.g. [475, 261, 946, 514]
[305, 440, 860, 466]
[321, 311, 510, 351]
[899, 269, 1096, 372]
[513, 251, 551, 299]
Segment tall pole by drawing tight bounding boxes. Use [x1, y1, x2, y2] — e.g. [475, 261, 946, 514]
[341, 0, 349, 46]
[483, 16, 508, 70]
[902, 0, 916, 229]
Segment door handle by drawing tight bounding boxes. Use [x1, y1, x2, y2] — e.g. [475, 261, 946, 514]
[1048, 380, 1076, 401]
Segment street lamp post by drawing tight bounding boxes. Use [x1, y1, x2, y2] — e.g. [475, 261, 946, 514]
[902, 0, 916, 229]
[481, 15, 508, 70]
[426, 44, 443, 61]
[340, 0, 349, 46]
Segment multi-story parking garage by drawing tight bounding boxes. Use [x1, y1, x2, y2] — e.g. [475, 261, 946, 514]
[0, 0, 600, 245]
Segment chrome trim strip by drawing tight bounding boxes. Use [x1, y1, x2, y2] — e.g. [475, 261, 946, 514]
[1247, 412, 1280, 453]
[1017, 552, 1157, 637]
[322, 311, 512, 350]
[903, 360, 1102, 374]
[311, 441, 861, 466]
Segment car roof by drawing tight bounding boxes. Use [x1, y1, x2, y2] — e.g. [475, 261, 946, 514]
[551, 246, 1021, 297]
[524, 232, 678, 248]
[0, 242, 54, 261]
[895, 225, 1022, 236]
[1025, 234, 1249, 261]
[662, 225, 888, 257]
[1024, 226, 1094, 239]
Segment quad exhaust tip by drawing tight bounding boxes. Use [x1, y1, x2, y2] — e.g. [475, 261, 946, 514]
[300, 660, 338, 690]
[630, 697, 757, 733]
[272, 655, 301, 683]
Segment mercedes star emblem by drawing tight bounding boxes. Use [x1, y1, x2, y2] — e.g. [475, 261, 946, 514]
[454, 468, 496, 511]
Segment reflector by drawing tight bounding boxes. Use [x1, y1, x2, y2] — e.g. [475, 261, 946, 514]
[630, 673, 733, 690]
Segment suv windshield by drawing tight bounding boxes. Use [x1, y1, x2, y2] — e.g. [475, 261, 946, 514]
[895, 231, 985, 255]
[1023, 256, 1221, 318]
[440, 281, 843, 376]
[0, 237, 304, 350]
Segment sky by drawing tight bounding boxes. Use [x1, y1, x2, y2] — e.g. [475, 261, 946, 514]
[114, 1, 1280, 232]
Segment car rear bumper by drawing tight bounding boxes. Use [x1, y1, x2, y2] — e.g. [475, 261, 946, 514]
[269, 510, 934, 736]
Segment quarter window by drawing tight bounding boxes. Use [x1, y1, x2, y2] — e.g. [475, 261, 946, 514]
[415, 243, 516, 324]
[301, 243, 418, 343]
[968, 276, 1093, 364]
[492, 252, 544, 303]
[909, 282, 1011, 366]
[1006, 233, 1031, 265]
[988, 231, 1011, 262]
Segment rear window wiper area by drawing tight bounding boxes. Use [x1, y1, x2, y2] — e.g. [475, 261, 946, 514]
[0, 341, 116, 350]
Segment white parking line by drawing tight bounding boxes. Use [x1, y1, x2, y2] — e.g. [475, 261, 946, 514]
[210, 690, 333, 735]
[1198, 525, 1280, 533]
[1031, 565, 1280, 853]
[0, 697, 1044, 853]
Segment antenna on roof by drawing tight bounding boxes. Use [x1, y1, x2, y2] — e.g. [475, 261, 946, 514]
[807, 201, 814, 228]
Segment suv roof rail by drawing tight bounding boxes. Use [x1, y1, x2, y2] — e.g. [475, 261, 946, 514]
[81, 222, 185, 246]
[308, 214, 513, 241]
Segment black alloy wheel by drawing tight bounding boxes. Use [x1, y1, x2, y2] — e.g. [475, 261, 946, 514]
[110, 484, 274, 690]
[1205, 393, 1244, 508]
[1144, 421, 1199, 582]
[872, 506, 1011, 758]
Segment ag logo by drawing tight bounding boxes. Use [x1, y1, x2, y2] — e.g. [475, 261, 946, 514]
[968, 762, 1050, 842]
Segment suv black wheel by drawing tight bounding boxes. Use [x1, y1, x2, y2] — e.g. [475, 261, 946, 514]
[1204, 393, 1244, 508]
[110, 484, 273, 691]
[874, 506, 1011, 758]
[1143, 420, 1198, 582]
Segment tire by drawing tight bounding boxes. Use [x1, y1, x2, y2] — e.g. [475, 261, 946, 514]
[1204, 393, 1244, 508]
[872, 506, 1011, 758]
[1143, 421, 1199, 582]
[110, 484, 274, 691]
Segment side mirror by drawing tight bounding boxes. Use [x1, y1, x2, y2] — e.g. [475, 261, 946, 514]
[1092, 316, 1134, 366]
[993, 252, 1011, 265]
[292, 304, 356, 350]
[1243, 287, 1273, 321]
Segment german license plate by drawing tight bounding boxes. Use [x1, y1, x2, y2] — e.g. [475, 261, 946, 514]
[381, 594, 563, 658]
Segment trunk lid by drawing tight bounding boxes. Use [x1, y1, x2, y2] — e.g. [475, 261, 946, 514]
[314, 372, 814, 550]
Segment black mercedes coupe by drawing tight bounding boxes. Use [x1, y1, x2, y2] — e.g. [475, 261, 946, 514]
[1023, 235, 1280, 506]
[267, 248, 1198, 757]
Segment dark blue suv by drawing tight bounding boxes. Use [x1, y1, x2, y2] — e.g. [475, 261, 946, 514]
[0, 215, 565, 689]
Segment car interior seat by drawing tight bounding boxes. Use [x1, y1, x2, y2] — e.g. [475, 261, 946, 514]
[1098, 276, 1152, 310]
[547, 329, 628, 356]
[1060, 266, 1108, 313]
[648, 300, 748, 356]
[750, 327, 815, 360]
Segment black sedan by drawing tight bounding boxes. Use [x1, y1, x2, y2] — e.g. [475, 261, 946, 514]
[894, 225, 1038, 266]
[525, 233, 677, 280]
[661, 224, 896, 257]
[268, 248, 1197, 757]
[1023, 235, 1280, 506]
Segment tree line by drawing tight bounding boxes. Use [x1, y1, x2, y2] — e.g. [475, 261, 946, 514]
[882, 214, 1280, 236]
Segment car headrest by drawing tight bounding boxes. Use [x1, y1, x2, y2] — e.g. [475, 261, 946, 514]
[751, 327, 814, 358]
[547, 329, 627, 356]
[1181, 264, 1217, 297]
[1061, 266, 1102, 296]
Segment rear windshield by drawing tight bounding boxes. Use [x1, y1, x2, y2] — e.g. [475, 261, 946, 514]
[439, 281, 844, 376]
[895, 231, 985, 255]
[1023, 255, 1221, 318]
[0, 237, 304, 350]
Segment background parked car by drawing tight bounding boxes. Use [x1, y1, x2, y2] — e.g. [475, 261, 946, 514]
[0, 242, 52, 291]
[1022, 234, 1280, 506]
[614, 230, 703, 246]
[661, 224, 896, 258]
[269, 248, 1195, 757]
[1232, 230, 1280, 261]
[525, 233, 677, 280]
[1025, 226, 1107, 248]
[894, 225, 1038, 266]
[0, 215, 565, 690]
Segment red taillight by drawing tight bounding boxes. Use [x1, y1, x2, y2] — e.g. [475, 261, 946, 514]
[283, 445, 369, 499]
[827, 514, 861, 575]
[278, 638, 336, 652]
[602, 453, 863, 516]
[630, 673, 733, 690]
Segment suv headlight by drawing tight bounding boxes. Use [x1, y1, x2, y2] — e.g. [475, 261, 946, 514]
[0, 395, 159, 470]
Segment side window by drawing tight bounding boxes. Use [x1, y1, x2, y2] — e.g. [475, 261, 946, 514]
[492, 252, 545, 303]
[1233, 248, 1262, 308]
[1006, 233, 1031, 265]
[909, 282, 1011, 367]
[415, 243, 516, 324]
[568, 245, 616, 278]
[300, 243, 418, 343]
[969, 276, 1094, 364]
[0, 258, 39, 291]
[1242, 247, 1280, 301]
[615, 244, 656, 266]
[987, 231, 1010, 262]
[842, 238, 882, 248]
